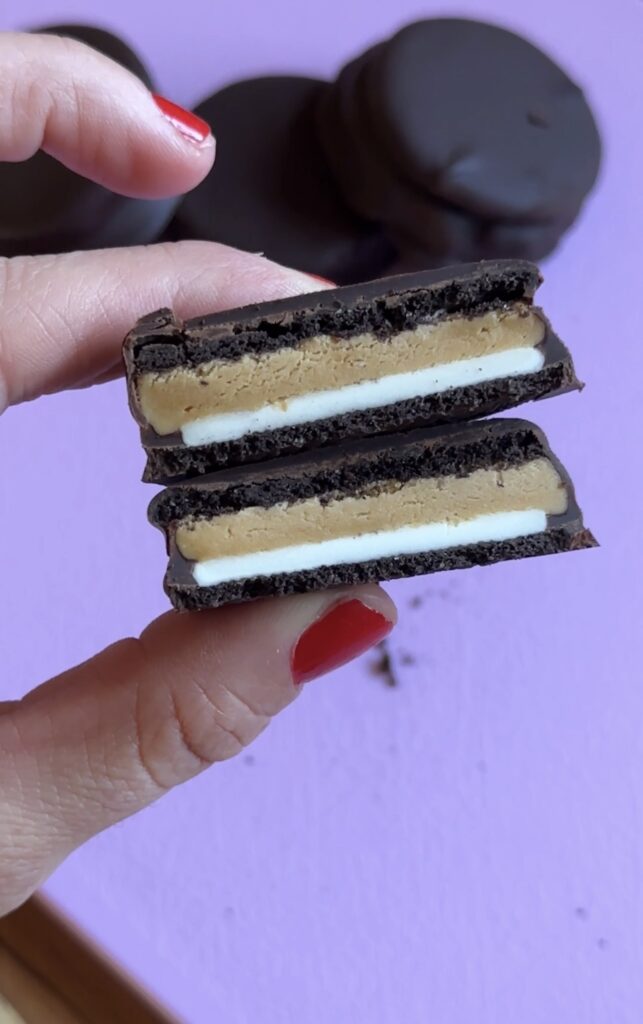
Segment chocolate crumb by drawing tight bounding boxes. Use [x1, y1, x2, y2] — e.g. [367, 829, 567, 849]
[370, 640, 398, 687]
[400, 652, 416, 666]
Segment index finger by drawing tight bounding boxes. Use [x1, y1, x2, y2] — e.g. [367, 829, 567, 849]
[0, 241, 326, 410]
[0, 31, 214, 199]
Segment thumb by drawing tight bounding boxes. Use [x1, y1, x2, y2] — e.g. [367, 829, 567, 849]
[0, 586, 395, 915]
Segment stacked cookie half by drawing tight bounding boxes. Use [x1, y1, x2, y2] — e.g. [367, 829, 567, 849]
[124, 260, 595, 609]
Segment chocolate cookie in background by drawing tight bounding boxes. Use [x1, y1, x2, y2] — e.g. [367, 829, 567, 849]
[318, 18, 601, 269]
[386, 216, 570, 274]
[0, 24, 179, 258]
[169, 77, 394, 284]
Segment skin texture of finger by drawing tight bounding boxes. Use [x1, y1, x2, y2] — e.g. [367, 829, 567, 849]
[0, 33, 214, 198]
[0, 585, 396, 915]
[0, 241, 329, 411]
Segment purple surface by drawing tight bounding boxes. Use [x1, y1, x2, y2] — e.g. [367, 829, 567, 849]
[1, 2, 641, 1022]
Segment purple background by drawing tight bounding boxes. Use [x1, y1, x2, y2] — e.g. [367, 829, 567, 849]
[1, 1, 642, 1021]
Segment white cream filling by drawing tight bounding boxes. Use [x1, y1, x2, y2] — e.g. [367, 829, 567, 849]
[191, 508, 547, 587]
[180, 346, 545, 447]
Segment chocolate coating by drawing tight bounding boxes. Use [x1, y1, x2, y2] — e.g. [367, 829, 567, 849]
[171, 77, 393, 284]
[0, 24, 177, 257]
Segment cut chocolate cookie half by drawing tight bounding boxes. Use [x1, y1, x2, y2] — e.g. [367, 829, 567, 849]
[124, 260, 579, 481]
[149, 417, 594, 610]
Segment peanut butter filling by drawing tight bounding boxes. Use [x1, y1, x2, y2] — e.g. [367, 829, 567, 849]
[176, 458, 566, 562]
[139, 306, 545, 436]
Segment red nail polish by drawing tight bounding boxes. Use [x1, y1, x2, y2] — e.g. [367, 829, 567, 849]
[291, 599, 393, 685]
[308, 274, 337, 286]
[153, 94, 211, 144]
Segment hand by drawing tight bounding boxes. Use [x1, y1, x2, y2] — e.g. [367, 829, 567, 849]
[0, 33, 397, 916]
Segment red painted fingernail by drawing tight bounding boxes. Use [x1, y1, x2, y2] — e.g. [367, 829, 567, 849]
[308, 274, 337, 286]
[291, 599, 393, 685]
[153, 94, 211, 144]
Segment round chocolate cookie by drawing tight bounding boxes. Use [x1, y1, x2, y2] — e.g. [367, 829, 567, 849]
[318, 44, 481, 264]
[171, 77, 393, 284]
[370, 19, 601, 221]
[318, 18, 601, 266]
[0, 24, 177, 258]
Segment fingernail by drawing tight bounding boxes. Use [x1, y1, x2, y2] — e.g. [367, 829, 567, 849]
[153, 94, 211, 144]
[291, 599, 393, 685]
[308, 274, 337, 286]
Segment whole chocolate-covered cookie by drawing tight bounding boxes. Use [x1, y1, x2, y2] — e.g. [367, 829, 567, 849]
[171, 77, 393, 284]
[318, 18, 601, 266]
[0, 24, 177, 257]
